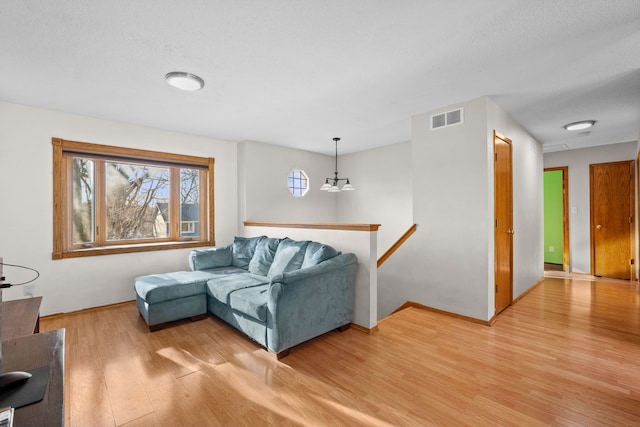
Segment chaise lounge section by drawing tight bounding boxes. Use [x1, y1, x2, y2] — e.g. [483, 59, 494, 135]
[135, 235, 358, 357]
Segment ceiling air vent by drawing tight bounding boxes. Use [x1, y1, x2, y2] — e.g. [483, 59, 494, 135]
[543, 144, 570, 153]
[430, 107, 464, 130]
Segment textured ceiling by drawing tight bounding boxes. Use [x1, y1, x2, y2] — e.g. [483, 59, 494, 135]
[1, 1, 639, 155]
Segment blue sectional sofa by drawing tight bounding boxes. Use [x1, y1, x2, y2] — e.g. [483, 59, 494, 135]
[134, 236, 358, 357]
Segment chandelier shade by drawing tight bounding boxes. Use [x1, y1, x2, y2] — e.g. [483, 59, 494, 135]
[320, 137, 355, 192]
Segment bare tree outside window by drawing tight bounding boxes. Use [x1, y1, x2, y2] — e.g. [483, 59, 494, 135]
[72, 157, 94, 245]
[180, 168, 200, 237]
[71, 161, 200, 242]
[105, 162, 169, 240]
[180, 168, 199, 204]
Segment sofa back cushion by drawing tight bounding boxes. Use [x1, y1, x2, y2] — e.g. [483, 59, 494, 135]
[267, 238, 310, 277]
[248, 237, 281, 276]
[301, 242, 340, 269]
[232, 236, 265, 269]
[189, 245, 233, 271]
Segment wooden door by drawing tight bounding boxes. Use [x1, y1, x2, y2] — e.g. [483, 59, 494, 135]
[590, 161, 635, 279]
[494, 131, 513, 315]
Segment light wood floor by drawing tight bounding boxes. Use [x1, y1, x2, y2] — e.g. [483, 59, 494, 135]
[41, 273, 640, 426]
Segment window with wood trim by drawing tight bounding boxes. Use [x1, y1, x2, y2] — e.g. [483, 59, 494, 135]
[52, 138, 215, 259]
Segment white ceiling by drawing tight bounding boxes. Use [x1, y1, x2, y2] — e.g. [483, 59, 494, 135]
[1, 1, 639, 155]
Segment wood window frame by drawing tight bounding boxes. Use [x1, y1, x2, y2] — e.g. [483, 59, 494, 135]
[52, 138, 215, 259]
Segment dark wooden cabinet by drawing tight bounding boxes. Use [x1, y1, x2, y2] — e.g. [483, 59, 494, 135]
[2, 297, 42, 341]
[1, 298, 64, 426]
[2, 329, 65, 426]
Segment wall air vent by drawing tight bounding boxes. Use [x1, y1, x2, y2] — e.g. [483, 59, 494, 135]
[430, 107, 464, 130]
[431, 113, 446, 129]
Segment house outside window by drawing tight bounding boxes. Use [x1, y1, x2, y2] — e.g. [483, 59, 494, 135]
[52, 138, 215, 259]
[181, 221, 196, 234]
[155, 203, 199, 237]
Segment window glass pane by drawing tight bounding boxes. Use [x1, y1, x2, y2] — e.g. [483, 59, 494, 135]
[72, 157, 95, 245]
[105, 162, 170, 241]
[287, 168, 309, 197]
[180, 169, 200, 237]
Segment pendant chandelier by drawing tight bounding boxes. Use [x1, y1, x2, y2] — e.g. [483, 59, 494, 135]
[320, 137, 354, 192]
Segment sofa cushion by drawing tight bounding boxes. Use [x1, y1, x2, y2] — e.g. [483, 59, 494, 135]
[189, 245, 232, 271]
[199, 266, 247, 276]
[301, 241, 340, 269]
[232, 236, 265, 268]
[248, 237, 281, 276]
[229, 284, 270, 322]
[267, 238, 310, 278]
[207, 274, 270, 304]
[135, 271, 213, 304]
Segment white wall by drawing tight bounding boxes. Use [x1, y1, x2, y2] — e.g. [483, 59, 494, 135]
[543, 141, 637, 274]
[376, 96, 543, 322]
[237, 140, 337, 224]
[410, 96, 492, 320]
[0, 101, 239, 315]
[336, 141, 413, 255]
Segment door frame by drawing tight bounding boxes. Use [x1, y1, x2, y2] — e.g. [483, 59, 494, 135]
[589, 160, 635, 279]
[637, 150, 640, 280]
[544, 167, 570, 272]
[494, 130, 513, 315]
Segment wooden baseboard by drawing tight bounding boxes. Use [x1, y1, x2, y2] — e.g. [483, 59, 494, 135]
[391, 276, 546, 327]
[40, 299, 136, 321]
[512, 277, 544, 305]
[391, 301, 418, 315]
[392, 301, 493, 326]
[350, 323, 378, 334]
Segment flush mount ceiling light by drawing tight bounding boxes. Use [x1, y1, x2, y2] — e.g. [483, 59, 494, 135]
[320, 137, 355, 192]
[563, 120, 595, 131]
[165, 72, 205, 91]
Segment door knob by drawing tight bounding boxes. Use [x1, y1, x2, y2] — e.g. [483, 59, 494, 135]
[506, 229, 515, 235]
[596, 224, 602, 229]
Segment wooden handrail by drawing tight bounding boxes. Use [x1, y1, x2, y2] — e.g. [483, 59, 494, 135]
[377, 224, 418, 268]
[244, 221, 380, 232]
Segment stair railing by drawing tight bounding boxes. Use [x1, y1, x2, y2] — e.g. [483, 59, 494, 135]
[377, 224, 417, 268]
